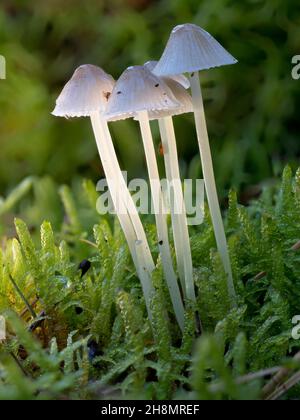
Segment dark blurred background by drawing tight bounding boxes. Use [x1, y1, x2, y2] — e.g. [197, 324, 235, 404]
[0, 0, 300, 201]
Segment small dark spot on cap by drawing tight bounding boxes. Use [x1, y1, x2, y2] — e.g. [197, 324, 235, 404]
[163, 92, 167, 95]
[117, 91, 122, 95]
[155, 83, 159, 88]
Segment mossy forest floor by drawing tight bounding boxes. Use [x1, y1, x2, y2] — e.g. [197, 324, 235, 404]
[0, 166, 300, 400]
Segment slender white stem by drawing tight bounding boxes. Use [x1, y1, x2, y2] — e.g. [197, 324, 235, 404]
[189, 72, 236, 304]
[158, 117, 195, 302]
[159, 121, 185, 293]
[101, 117, 155, 275]
[90, 112, 153, 317]
[137, 110, 185, 330]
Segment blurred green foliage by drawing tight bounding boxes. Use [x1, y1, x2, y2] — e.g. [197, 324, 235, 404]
[0, 0, 300, 198]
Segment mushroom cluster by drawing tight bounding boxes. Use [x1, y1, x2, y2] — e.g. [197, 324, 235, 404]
[52, 23, 238, 332]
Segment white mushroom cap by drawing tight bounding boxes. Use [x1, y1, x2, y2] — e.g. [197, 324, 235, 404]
[135, 77, 193, 121]
[153, 78, 193, 119]
[52, 64, 115, 118]
[105, 66, 180, 122]
[153, 23, 238, 76]
[144, 61, 190, 89]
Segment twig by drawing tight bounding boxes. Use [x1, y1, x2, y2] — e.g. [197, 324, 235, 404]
[236, 367, 281, 385]
[262, 351, 300, 398]
[9, 275, 37, 319]
[9, 352, 28, 377]
[291, 240, 300, 251]
[254, 271, 267, 281]
[266, 371, 300, 400]
[20, 297, 39, 318]
[28, 311, 46, 332]
[253, 240, 300, 281]
[209, 367, 280, 393]
[79, 239, 99, 249]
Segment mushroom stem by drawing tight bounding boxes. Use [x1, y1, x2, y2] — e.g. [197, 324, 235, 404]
[158, 116, 195, 302]
[137, 110, 185, 330]
[100, 118, 155, 276]
[189, 72, 236, 305]
[90, 112, 154, 318]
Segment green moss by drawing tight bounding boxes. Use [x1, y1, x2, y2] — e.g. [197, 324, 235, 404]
[1, 167, 300, 400]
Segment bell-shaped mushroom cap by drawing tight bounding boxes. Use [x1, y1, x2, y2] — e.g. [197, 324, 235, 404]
[52, 64, 115, 118]
[153, 23, 238, 76]
[136, 78, 193, 121]
[105, 66, 180, 121]
[144, 61, 190, 89]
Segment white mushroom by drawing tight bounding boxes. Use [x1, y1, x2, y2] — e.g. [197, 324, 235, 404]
[145, 61, 191, 90]
[154, 24, 237, 304]
[52, 64, 155, 319]
[153, 24, 237, 75]
[136, 62, 196, 304]
[105, 66, 186, 329]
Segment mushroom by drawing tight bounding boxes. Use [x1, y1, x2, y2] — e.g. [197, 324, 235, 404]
[105, 66, 186, 328]
[143, 61, 195, 303]
[52, 64, 155, 319]
[145, 61, 191, 90]
[154, 24, 237, 304]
